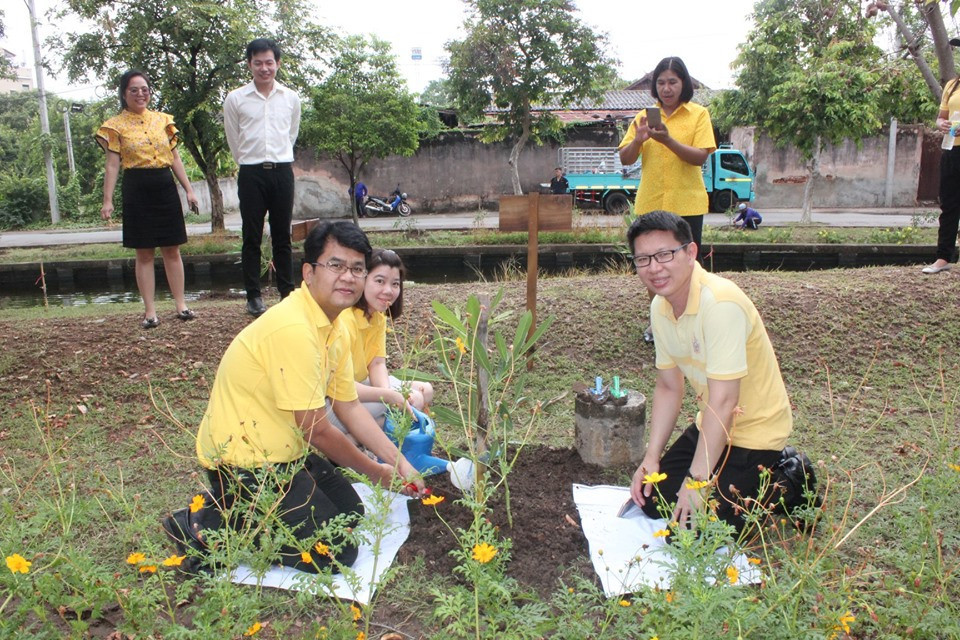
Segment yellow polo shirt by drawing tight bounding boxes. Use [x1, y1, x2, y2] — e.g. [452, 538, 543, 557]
[196, 283, 358, 468]
[940, 79, 960, 148]
[340, 308, 389, 382]
[618, 101, 716, 216]
[651, 263, 792, 450]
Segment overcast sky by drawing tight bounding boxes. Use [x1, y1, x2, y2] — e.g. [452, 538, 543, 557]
[3, 0, 758, 100]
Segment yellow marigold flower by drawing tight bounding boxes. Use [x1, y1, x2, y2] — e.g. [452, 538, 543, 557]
[643, 471, 667, 485]
[422, 494, 445, 506]
[618, 599, 631, 607]
[301, 551, 313, 564]
[139, 565, 157, 574]
[356, 632, 366, 640]
[837, 611, 855, 634]
[455, 336, 467, 354]
[190, 494, 205, 513]
[726, 565, 739, 584]
[314, 542, 330, 556]
[126, 552, 146, 565]
[472, 542, 497, 563]
[6, 553, 31, 574]
[651, 637, 659, 640]
[948, 463, 960, 472]
[685, 479, 710, 490]
[351, 604, 362, 621]
[747, 557, 762, 565]
[665, 591, 674, 603]
[568, 587, 574, 593]
[162, 555, 185, 567]
[244, 621, 262, 636]
[653, 529, 670, 538]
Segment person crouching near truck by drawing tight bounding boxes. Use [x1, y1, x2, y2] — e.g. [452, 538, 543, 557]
[734, 203, 762, 230]
[618, 56, 716, 343]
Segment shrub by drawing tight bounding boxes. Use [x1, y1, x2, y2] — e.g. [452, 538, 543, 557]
[0, 174, 48, 229]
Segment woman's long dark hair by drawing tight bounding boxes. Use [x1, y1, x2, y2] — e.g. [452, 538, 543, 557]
[118, 69, 150, 111]
[356, 249, 405, 319]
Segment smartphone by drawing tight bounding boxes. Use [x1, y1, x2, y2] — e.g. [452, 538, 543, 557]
[189, 202, 200, 215]
[645, 106, 661, 129]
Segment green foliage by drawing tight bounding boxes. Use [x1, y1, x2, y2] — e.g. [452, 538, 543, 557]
[0, 174, 48, 229]
[445, 0, 616, 193]
[54, 0, 332, 231]
[300, 35, 430, 222]
[866, 226, 924, 244]
[419, 77, 456, 108]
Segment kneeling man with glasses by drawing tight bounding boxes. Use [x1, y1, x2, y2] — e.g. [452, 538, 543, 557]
[165, 221, 423, 574]
[627, 211, 793, 538]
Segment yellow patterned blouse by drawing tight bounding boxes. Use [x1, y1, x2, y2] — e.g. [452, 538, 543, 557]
[95, 109, 179, 169]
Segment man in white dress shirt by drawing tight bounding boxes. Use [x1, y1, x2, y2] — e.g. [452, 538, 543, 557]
[224, 38, 301, 317]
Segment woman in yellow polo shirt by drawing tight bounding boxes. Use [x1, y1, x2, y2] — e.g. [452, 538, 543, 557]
[97, 70, 199, 329]
[337, 249, 434, 428]
[618, 56, 717, 257]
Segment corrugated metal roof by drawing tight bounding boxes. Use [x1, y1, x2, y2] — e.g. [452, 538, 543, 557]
[484, 89, 719, 121]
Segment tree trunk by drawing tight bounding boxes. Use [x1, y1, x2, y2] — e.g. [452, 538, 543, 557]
[883, 2, 942, 100]
[800, 137, 821, 224]
[507, 101, 532, 195]
[206, 170, 225, 232]
[919, 0, 956, 87]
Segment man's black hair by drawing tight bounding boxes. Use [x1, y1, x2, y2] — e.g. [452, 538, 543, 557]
[118, 69, 149, 111]
[626, 211, 693, 249]
[246, 38, 282, 62]
[650, 56, 695, 105]
[304, 221, 372, 265]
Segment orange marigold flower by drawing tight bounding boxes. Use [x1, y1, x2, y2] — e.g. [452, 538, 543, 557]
[139, 565, 157, 574]
[422, 494, 445, 506]
[126, 552, 146, 565]
[618, 599, 631, 607]
[190, 494, 205, 513]
[301, 551, 313, 565]
[314, 542, 330, 557]
[665, 591, 675, 603]
[244, 621, 263, 636]
[162, 555, 185, 567]
[6, 553, 31, 574]
[653, 529, 670, 538]
[726, 565, 739, 584]
[948, 463, 960, 472]
[455, 337, 467, 354]
[356, 632, 366, 640]
[351, 604, 362, 621]
[835, 611, 855, 634]
[747, 557, 762, 565]
[685, 479, 710, 491]
[472, 542, 497, 563]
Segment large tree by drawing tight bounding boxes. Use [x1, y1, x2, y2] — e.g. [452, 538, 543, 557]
[445, 0, 616, 195]
[300, 35, 433, 224]
[712, 0, 887, 222]
[54, 0, 330, 232]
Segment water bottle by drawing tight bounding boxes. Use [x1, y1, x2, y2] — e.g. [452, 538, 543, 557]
[942, 110, 960, 150]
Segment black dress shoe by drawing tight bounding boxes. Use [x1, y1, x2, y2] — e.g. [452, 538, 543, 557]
[162, 508, 210, 575]
[246, 297, 266, 317]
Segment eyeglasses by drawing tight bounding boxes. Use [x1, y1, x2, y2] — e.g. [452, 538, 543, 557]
[631, 242, 691, 268]
[127, 87, 151, 95]
[309, 260, 368, 278]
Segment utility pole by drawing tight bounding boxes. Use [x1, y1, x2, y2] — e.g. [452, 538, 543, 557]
[27, 0, 61, 223]
[62, 106, 76, 176]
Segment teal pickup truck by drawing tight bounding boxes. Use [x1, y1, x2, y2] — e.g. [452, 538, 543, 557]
[552, 145, 755, 214]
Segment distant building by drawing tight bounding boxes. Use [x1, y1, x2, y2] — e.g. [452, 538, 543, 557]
[0, 48, 36, 93]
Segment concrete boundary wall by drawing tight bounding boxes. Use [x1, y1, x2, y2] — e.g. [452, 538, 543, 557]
[184, 123, 928, 218]
[730, 124, 925, 209]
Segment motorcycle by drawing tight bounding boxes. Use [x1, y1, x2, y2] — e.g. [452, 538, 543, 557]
[363, 184, 412, 217]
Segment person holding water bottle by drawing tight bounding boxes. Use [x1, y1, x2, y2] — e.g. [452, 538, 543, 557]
[923, 38, 960, 274]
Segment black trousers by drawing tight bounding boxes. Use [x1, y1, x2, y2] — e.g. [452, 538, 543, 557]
[238, 164, 295, 300]
[639, 424, 781, 536]
[198, 453, 364, 573]
[685, 214, 704, 261]
[937, 147, 960, 262]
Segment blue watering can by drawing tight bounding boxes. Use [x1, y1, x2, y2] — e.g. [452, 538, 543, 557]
[383, 406, 449, 476]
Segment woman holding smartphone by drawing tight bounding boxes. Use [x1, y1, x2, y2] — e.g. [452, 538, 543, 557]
[618, 57, 716, 257]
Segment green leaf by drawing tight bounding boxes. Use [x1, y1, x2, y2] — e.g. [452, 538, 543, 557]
[431, 300, 467, 335]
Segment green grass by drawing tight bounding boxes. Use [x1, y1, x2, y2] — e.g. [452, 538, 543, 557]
[1, 267, 958, 638]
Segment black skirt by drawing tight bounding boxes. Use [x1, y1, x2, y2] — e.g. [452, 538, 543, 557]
[121, 167, 187, 249]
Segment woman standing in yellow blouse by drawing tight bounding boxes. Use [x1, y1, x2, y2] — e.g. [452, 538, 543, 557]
[97, 70, 199, 329]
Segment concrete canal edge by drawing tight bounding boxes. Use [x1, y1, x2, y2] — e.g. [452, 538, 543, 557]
[0, 243, 934, 292]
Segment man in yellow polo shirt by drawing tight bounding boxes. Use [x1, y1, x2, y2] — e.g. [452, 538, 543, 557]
[164, 221, 423, 574]
[626, 211, 793, 537]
